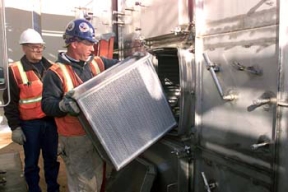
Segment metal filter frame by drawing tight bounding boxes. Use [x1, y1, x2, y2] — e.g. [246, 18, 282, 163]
[71, 54, 177, 170]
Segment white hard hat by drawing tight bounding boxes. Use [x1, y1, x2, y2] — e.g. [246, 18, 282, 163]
[19, 28, 45, 44]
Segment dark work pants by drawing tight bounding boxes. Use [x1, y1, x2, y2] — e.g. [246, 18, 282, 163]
[21, 118, 59, 192]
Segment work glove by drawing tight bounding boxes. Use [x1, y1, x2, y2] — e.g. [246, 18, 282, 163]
[57, 142, 64, 156]
[12, 127, 26, 145]
[133, 50, 147, 58]
[59, 91, 80, 116]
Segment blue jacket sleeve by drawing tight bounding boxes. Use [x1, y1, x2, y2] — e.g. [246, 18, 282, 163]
[41, 69, 67, 117]
[100, 56, 119, 69]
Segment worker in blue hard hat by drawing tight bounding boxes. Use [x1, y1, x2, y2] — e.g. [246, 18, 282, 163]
[41, 19, 119, 192]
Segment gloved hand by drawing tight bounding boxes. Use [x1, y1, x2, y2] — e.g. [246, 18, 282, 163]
[12, 127, 26, 145]
[133, 50, 147, 58]
[59, 91, 80, 116]
[57, 142, 64, 156]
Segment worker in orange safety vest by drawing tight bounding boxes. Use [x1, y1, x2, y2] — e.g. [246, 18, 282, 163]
[41, 19, 119, 192]
[3, 28, 59, 192]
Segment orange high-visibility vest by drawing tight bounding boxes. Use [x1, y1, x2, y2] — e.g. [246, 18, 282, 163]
[94, 35, 115, 59]
[50, 57, 105, 136]
[10, 61, 46, 120]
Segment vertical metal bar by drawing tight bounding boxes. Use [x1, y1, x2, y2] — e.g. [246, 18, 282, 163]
[0, 0, 9, 106]
[117, 0, 124, 60]
[32, 0, 42, 33]
[274, 0, 288, 191]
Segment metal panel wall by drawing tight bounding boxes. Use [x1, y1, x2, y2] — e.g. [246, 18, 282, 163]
[194, 0, 279, 191]
[139, 0, 190, 38]
[194, 150, 272, 192]
[276, 0, 288, 191]
[141, 138, 191, 192]
[115, 0, 192, 58]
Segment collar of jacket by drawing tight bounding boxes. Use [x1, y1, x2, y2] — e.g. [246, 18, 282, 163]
[20, 55, 52, 72]
[56, 52, 94, 70]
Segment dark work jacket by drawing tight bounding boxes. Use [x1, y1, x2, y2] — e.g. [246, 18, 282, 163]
[41, 52, 119, 118]
[3, 56, 53, 130]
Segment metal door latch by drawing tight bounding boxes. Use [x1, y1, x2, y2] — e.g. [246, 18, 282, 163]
[201, 172, 217, 192]
[247, 91, 276, 111]
[248, 91, 288, 111]
[251, 142, 271, 150]
[277, 101, 288, 107]
[251, 135, 272, 150]
[203, 53, 238, 101]
[231, 61, 262, 76]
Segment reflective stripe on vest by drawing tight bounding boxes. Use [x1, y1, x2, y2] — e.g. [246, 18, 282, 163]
[15, 61, 28, 84]
[57, 58, 103, 91]
[15, 61, 43, 104]
[10, 61, 45, 120]
[19, 96, 42, 104]
[58, 63, 74, 91]
[91, 59, 101, 74]
[53, 57, 105, 136]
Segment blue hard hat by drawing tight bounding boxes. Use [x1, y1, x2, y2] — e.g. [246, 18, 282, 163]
[63, 19, 97, 45]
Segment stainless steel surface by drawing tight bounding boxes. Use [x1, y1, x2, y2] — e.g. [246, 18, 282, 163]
[277, 101, 288, 107]
[141, 138, 191, 192]
[115, 0, 192, 58]
[90, 1, 114, 36]
[194, 0, 279, 191]
[105, 157, 156, 192]
[151, 48, 195, 136]
[203, 53, 237, 101]
[275, 0, 288, 191]
[251, 142, 271, 150]
[72, 53, 177, 170]
[202, 53, 224, 97]
[139, 0, 190, 38]
[194, 149, 272, 192]
[195, 0, 278, 165]
[177, 49, 196, 135]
